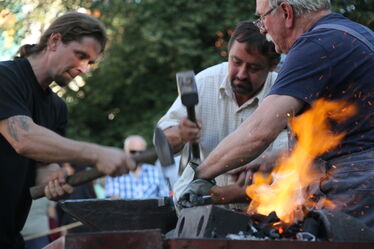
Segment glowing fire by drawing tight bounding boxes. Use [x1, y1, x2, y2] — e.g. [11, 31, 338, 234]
[246, 99, 356, 224]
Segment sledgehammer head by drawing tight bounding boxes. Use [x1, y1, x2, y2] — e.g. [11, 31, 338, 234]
[153, 126, 175, 166]
[176, 70, 198, 107]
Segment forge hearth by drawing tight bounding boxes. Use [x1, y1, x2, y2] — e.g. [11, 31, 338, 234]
[248, 209, 374, 242]
[173, 205, 374, 243]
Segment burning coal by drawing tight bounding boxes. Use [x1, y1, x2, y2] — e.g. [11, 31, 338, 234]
[246, 99, 356, 225]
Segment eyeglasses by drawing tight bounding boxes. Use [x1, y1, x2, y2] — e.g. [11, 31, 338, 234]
[253, 5, 278, 31]
[130, 150, 144, 155]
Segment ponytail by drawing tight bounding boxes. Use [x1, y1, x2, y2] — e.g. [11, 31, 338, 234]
[16, 44, 44, 58]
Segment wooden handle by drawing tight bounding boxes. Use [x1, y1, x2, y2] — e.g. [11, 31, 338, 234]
[30, 168, 103, 199]
[30, 148, 159, 200]
[132, 148, 157, 164]
[187, 107, 200, 159]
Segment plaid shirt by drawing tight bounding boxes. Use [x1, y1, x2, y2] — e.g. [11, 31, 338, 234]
[105, 164, 169, 199]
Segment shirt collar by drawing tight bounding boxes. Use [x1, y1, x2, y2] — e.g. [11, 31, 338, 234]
[219, 73, 232, 98]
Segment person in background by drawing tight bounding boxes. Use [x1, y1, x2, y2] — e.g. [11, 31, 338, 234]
[21, 198, 56, 249]
[105, 135, 170, 199]
[93, 178, 106, 199]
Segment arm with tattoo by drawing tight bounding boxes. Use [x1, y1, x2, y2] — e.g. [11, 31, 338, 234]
[6, 115, 29, 142]
[0, 115, 96, 164]
[0, 115, 132, 176]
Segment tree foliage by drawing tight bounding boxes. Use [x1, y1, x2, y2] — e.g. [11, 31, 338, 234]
[64, 0, 257, 147]
[333, 0, 374, 29]
[1, 0, 373, 147]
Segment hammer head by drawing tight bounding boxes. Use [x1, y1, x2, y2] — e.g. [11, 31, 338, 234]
[176, 70, 198, 107]
[153, 126, 175, 167]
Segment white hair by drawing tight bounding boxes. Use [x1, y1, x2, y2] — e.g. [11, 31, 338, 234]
[123, 135, 147, 150]
[268, 0, 331, 16]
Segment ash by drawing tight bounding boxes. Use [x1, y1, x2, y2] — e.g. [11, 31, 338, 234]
[226, 231, 272, 241]
[226, 231, 316, 242]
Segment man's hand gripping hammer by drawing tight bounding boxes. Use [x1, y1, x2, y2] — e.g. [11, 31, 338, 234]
[176, 70, 200, 169]
[30, 126, 174, 199]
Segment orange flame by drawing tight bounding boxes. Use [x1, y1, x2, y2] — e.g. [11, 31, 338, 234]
[246, 99, 356, 224]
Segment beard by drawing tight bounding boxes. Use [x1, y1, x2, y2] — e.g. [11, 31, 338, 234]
[230, 77, 253, 95]
[266, 33, 273, 42]
[54, 72, 73, 87]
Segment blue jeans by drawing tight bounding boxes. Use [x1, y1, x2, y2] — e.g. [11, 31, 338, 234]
[320, 148, 374, 229]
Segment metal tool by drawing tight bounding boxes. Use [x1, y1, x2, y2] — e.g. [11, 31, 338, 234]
[178, 144, 192, 176]
[176, 70, 200, 172]
[30, 126, 174, 199]
[154, 126, 175, 191]
[175, 205, 249, 238]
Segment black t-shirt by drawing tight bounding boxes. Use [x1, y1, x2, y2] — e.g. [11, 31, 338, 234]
[0, 58, 68, 249]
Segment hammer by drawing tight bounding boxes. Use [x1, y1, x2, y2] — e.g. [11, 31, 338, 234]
[176, 70, 200, 165]
[30, 126, 174, 199]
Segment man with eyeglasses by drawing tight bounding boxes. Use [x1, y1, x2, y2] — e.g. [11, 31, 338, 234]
[179, 0, 374, 230]
[105, 135, 170, 199]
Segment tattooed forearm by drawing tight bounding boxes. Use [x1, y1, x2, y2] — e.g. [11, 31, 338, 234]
[7, 116, 30, 141]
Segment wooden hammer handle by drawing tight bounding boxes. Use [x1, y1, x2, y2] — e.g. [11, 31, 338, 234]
[187, 107, 200, 159]
[30, 149, 159, 199]
[30, 168, 103, 199]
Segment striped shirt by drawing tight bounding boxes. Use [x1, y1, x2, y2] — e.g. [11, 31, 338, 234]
[105, 164, 169, 199]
